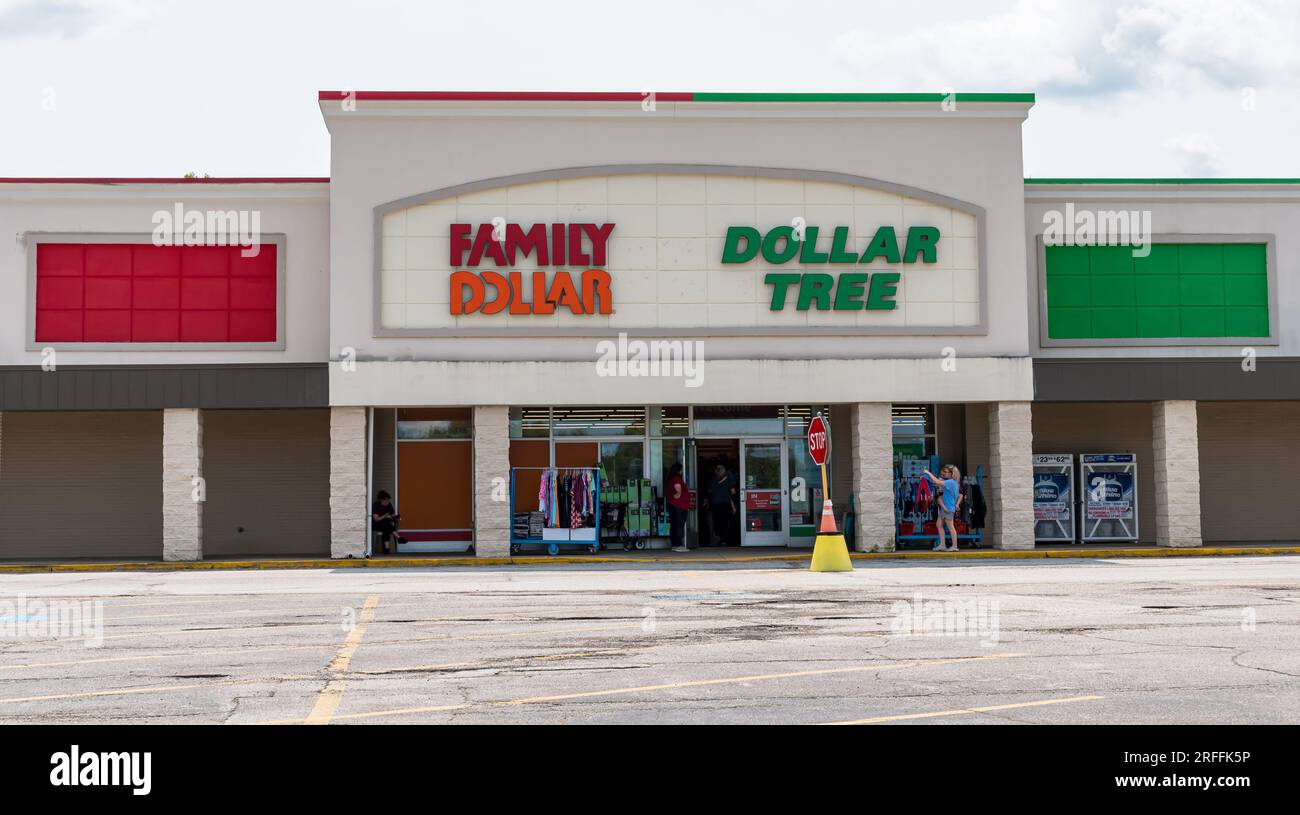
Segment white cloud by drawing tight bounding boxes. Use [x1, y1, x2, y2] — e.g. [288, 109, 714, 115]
[831, 0, 1102, 92]
[832, 0, 1300, 94]
[1162, 131, 1224, 176]
[1104, 0, 1300, 88]
[0, 0, 153, 40]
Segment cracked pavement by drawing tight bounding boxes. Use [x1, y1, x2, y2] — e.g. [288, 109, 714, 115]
[0, 555, 1297, 724]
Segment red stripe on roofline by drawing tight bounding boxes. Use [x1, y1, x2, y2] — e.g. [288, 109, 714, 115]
[317, 90, 691, 102]
[0, 177, 329, 184]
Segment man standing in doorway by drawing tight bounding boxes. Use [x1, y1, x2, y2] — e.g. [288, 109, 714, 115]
[708, 462, 739, 546]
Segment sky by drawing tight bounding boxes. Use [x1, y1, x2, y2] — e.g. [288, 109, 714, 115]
[1, 0, 1297, 178]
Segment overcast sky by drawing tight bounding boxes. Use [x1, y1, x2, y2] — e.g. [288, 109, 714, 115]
[1, 0, 1297, 178]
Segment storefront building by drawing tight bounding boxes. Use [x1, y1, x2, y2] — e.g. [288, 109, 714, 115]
[0, 91, 1296, 560]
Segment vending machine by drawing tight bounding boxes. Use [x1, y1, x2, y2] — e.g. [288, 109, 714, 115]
[1033, 453, 1075, 542]
[1079, 453, 1139, 543]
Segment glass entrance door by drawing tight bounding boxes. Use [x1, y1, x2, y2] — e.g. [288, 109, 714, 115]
[740, 440, 787, 546]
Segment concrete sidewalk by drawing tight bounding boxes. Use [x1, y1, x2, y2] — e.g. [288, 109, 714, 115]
[0, 541, 1297, 574]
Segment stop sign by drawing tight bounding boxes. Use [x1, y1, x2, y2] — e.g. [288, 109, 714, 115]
[807, 414, 829, 466]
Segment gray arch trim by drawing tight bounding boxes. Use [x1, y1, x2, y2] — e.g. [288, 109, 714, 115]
[372, 164, 988, 338]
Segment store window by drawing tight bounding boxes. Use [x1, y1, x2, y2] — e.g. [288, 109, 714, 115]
[600, 441, 645, 487]
[693, 405, 783, 436]
[552, 406, 646, 437]
[786, 440, 821, 528]
[509, 407, 551, 439]
[650, 438, 686, 502]
[396, 408, 472, 440]
[395, 407, 473, 544]
[649, 406, 689, 437]
[892, 404, 937, 464]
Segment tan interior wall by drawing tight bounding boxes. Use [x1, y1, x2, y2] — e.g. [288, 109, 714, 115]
[936, 404, 966, 471]
[1032, 402, 1155, 543]
[373, 408, 396, 502]
[1198, 401, 1300, 543]
[203, 409, 330, 556]
[0, 411, 162, 559]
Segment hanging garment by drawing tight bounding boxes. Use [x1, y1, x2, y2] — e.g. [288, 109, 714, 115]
[570, 470, 583, 529]
[914, 477, 933, 518]
[559, 472, 572, 528]
[968, 482, 988, 530]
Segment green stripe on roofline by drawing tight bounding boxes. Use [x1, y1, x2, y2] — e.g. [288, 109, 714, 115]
[1026, 178, 1300, 184]
[691, 92, 1035, 103]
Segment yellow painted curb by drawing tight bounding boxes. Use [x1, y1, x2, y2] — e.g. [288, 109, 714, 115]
[0, 546, 1295, 574]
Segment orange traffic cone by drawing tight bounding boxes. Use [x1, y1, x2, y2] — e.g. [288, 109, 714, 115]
[810, 498, 853, 572]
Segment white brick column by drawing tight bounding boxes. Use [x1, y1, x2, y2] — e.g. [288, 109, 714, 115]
[987, 401, 1035, 550]
[329, 407, 368, 559]
[1152, 400, 1203, 547]
[162, 408, 203, 562]
[473, 405, 511, 557]
[850, 403, 896, 552]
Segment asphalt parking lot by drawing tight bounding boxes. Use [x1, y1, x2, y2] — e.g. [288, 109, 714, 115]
[0, 555, 1297, 724]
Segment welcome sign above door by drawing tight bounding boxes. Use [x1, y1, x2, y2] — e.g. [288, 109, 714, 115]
[374, 168, 985, 336]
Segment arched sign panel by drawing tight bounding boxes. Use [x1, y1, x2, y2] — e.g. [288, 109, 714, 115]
[374, 166, 985, 337]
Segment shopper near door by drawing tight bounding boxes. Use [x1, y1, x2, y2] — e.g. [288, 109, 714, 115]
[666, 463, 692, 553]
[923, 465, 962, 552]
[708, 462, 738, 546]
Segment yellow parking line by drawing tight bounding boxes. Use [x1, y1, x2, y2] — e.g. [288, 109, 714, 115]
[27, 620, 345, 643]
[353, 648, 638, 676]
[823, 694, 1105, 725]
[103, 598, 443, 624]
[304, 595, 379, 725]
[258, 652, 1024, 724]
[0, 675, 314, 706]
[0, 641, 337, 672]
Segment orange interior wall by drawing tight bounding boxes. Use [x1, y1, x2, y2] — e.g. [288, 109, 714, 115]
[554, 442, 598, 467]
[510, 440, 550, 512]
[397, 441, 472, 529]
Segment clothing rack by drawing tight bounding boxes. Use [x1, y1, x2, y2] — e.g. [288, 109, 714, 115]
[509, 467, 601, 556]
[894, 458, 988, 550]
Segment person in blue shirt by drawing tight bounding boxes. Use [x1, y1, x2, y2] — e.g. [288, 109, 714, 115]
[923, 465, 963, 552]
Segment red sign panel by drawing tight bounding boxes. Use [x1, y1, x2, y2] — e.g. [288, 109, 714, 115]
[34, 243, 277, 343]
[808, 414, 829, 466]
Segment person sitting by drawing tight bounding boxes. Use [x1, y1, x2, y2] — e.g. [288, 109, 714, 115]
[371, 490, 402, 554]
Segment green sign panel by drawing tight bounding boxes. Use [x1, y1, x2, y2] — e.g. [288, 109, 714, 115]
[1045, 243, 1269, 339]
